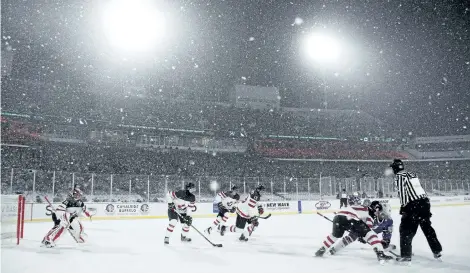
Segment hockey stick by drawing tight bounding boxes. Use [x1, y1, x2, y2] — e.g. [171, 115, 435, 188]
[316, 212, 400, 257]
[254, 213, 272, 220]
[173, 210, 223, 248]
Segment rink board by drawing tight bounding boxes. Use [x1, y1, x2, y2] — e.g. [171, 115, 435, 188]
[24, 195, 470, 222]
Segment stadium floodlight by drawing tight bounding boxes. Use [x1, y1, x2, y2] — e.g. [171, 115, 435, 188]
[304, 33, 342, 64]
[101, 0, 166, 53]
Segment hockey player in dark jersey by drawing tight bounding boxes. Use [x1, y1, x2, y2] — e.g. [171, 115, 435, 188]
[164, 182, 197, 244]
[229, 185, 265, 242]
[42, 188, 92, 247]
[205, 185, 240, 236]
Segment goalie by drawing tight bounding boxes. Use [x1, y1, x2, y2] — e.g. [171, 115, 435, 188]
[42, 188, 92, 248]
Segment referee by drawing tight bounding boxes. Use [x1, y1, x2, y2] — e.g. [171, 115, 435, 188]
[390, 159, 442, 262]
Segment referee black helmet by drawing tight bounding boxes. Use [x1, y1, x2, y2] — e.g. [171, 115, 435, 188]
[390, 159, 404, 174]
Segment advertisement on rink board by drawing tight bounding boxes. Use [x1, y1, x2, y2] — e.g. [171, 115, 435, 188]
[314, 200, 331, 210]
[260, 202, 291, 211]
[465, 197, 470, 202]
[104, 203, 150, 216]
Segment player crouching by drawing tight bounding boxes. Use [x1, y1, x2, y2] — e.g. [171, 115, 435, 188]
[315, 197, 393, 263]
[229, 185, 265, 242]
[42, 188, 91, 247]
[205, 185, 240, 236]
[329, 200, 395, 255]
[164, 182, 197, 244]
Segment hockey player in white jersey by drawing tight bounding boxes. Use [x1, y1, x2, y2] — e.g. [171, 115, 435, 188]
[329, 200, 395, 255]
[164, 182, 197, 244]
[229, 185, 265, 242]
[205, 185, 240, 236]
[315, 196, 393, 263]
[42, 188, 92, 247]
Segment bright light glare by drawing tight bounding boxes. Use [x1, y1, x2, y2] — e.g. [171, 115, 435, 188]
[305, 33, 342, 63]
[102, 0, 166, 52]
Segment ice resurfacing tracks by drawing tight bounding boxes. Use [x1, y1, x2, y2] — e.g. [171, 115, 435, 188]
[2, 206, 470, 273]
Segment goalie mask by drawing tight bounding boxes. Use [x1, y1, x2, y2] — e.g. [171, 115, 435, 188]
[185, 182, 196, 193]
[71, 188, 83, 200]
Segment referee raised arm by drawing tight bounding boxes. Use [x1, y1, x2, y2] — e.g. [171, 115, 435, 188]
[390, 159, 442, 262]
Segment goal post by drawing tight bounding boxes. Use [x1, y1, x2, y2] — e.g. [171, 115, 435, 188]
[1, 195, 25, 245]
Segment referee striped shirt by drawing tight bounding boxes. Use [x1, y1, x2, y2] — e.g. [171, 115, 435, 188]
[395, 171, 427, 206]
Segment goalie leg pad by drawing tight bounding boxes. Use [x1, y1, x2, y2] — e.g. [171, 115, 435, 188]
[43, 225, 66, 245]
[69, 219, 86, 243]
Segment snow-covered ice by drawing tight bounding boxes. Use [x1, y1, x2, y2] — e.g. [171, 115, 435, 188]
[2, 206, 470, 273]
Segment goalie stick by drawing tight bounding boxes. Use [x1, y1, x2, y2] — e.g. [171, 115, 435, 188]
[173, 210, 223, 248]
[316, 212, 400, 258]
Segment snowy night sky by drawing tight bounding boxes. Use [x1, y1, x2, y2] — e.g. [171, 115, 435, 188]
[1, 0, 469, 136]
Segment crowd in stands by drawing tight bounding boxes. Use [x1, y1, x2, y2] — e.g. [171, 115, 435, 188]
[2, 143, 469, 180]
[255, 139, 408, 160]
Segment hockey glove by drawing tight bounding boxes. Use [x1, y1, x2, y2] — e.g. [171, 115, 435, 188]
[257, 205, 264, 215]
[168, 203, 176, 211]
[381, 239, 390, 249]
[217, 202, 224, 211]
[183, 215, 193, 226]
[230, 207, 236, 213]
[357, 237, 367, 244]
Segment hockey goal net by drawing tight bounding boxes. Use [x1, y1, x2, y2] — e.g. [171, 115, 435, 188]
[1, 195, 25, 245]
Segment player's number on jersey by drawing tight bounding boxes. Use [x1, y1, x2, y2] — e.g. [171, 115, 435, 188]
[226, 202, 233, 207]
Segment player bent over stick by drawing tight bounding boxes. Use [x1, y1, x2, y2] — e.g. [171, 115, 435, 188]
[329, 200, 395, 255]
[164, 182, 197, 244]
[205, 185, 240, 236]
[315, 197, 393, 263]
[42, 188, 92, 247]
[229, 185, 265, 242]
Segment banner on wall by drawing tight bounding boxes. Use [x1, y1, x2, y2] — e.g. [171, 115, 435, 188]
[104, 204, 150, 216]
[260, 202, 291, 211]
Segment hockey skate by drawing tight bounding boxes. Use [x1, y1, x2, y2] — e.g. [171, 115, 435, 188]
[315, 246, 327, 257]
[181, 234, 192, 242]
[204, 227, 212, 235]
[239, 234, 248, 242]
[41, 239, 55, 248]
[164, 237, 170, 245]
[220, 225, 226, 236]
[329, 247, 337, 255]
[395, 256, 412, 265]
[433, 252, 442, 261]
[374, 248, 393, 264]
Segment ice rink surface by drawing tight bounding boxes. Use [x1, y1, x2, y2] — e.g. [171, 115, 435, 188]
[2, 205, 470, 273]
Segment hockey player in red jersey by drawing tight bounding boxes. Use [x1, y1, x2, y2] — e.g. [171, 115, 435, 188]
[205, 185, 240, 236]
[315, 197, 393, 263]
[229, 185, 265, 241]
[164, 182, 197, 244]
[42, 188, 92, 248]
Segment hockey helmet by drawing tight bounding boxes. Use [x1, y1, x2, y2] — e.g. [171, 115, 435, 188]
[255, 184, 265, 192]
[348, 196, 360, 205]
[71, 188, 83, 200]
[362, 199, 371, 207]
[390, 159, 404, 174]
[231, 185, 239, 194]
[369, 200, 383, 216]
[185, 182, 196, 193]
